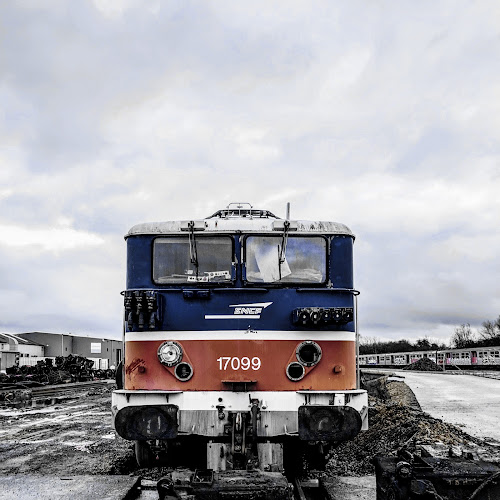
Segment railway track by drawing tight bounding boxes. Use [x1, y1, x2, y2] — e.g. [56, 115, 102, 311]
[30, 380, 112, 397]
[293, 477, 328, 500]
[130, 473, 331, 500]
[0, 380, 113, 407]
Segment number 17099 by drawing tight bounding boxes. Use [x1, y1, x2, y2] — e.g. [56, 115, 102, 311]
[217, 356, 261, 371]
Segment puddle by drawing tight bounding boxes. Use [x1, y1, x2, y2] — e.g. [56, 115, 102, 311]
[62, 440, 96, 452]
[0, 403, 89, 418]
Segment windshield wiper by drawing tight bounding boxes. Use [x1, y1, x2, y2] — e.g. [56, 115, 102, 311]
[277, 220, 290, 280]
[188, 221, 199, 276]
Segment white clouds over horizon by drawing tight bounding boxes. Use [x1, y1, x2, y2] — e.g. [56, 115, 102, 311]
[0, 223, 104, 252]
[0, 1, 499, 342]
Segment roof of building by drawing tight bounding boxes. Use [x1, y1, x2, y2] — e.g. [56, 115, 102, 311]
[0, 333, 44, 346]
[17, 332, 121, 342]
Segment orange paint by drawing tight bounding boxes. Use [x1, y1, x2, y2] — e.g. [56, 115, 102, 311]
[124, 339, 356, 391]
[125, 357, 145, 375]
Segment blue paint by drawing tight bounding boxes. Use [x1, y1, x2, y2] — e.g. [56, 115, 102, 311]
[125, 234, 356, 332]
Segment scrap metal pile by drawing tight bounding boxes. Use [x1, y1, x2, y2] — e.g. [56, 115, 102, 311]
[0, 355, 115, 389]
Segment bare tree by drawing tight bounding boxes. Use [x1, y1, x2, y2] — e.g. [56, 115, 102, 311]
[451, 323, 475, 349]
[478, 315, 500, 345]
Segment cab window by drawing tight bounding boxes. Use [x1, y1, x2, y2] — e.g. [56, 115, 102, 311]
[153, 236, 233, 284]
[245, 236, 326, 283]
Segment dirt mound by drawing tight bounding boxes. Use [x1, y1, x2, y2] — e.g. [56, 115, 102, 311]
[326, 379, 493, 476]
[403, 357, 442, 371]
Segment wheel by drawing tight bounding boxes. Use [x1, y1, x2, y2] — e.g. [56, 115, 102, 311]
[115, 361, 124, 389]
[135, 440, 154, 467]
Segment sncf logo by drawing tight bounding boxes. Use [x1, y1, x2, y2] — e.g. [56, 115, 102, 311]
[233, 307, 262, 315]
[205, 302, 273, 320]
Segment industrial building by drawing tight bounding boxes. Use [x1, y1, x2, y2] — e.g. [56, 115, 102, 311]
[0, 333, 44, 371]
[0, 332, 123, 371]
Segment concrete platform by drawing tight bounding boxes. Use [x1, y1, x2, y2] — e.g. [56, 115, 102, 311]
[322, 475, 376, 500]
[0, 475, 141, 500]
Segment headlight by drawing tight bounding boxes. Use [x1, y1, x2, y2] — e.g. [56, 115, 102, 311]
[296, 341, 322, 367]
[158, 341, 183, 366]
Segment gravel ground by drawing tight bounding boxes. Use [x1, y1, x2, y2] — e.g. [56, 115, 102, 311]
[1, 379, 498, 480]
[0, 385, 135, 476]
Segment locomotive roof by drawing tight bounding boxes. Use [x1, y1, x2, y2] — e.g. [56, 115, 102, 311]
[126, 212, 354, 238]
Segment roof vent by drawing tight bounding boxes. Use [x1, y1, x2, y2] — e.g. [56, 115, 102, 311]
[207, 202, 278, 219]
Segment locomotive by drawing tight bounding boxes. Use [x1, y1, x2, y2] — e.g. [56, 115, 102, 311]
[112, 203, 368, 471]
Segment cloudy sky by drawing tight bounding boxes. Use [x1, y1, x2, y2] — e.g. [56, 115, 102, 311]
[1, 0, 499, 344]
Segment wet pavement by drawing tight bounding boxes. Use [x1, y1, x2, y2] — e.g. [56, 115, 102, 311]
[0, 475, 141, 500]
[400, 371, 500, 444]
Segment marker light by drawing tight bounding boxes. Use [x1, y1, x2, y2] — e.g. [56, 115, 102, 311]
[310, 310, 321, 325]
[321, 309, 332, 323]
[292, 307, 354, 327]
[175, 362, 193, 381]
[297, 309, 310, 325]
[286, 362, 305, 381]
[342, 309, 354, 322]
[158, 341, 183, 367]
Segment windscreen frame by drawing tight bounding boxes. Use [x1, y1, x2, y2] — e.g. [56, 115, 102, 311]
[152, 235, 236, 285]
[242, 234, 329, 286]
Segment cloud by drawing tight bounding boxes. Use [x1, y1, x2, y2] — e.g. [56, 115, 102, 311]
[0, 1, 499, 342]
[0, 224, 104, 252]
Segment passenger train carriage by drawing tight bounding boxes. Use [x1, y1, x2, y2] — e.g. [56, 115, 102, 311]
[112, 203, 368, 470]
[359, 346, 500, 368]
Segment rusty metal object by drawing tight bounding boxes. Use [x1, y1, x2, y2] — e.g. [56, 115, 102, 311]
[374, 450, 500, 500]
[469, 471, 500, 499]
[1, 354, 113, 388]
[157, 469, 293, 500]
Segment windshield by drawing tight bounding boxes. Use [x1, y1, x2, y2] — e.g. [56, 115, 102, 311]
[153, 236, 233, 283]
[245, 236, 326, 283]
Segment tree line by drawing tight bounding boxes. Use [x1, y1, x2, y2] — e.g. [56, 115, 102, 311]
[450, 315, 500, 349]
[360, 315, 500, 355]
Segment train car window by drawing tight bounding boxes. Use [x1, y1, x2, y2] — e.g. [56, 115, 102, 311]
[245, 236, 326, 283]
[153, 236, 233, 284]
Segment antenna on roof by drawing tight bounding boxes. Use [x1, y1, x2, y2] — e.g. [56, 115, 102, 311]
[286, 202, 290, 220]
